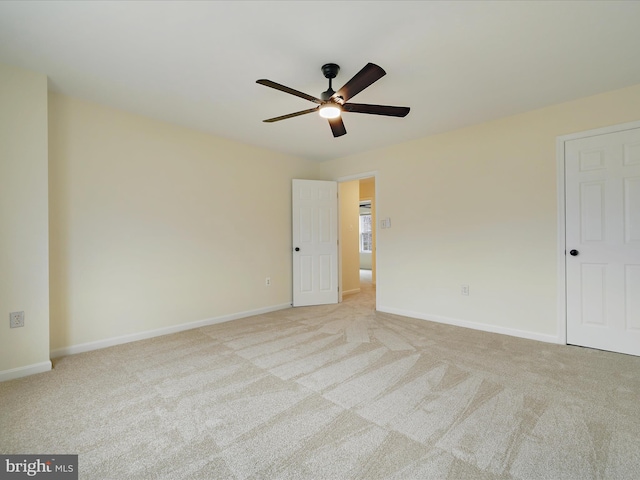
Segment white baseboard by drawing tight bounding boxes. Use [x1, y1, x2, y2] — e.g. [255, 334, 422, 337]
[377, 306, 560, 345]
[0, 361, 52, 383]
[50, 303, 292, 358]
[342, 288, 361, 296]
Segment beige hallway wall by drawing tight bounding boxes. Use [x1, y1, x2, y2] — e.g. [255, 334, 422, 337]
[339, 180, 360, 295]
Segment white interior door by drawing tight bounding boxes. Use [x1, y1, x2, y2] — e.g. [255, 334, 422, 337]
[565, 127, 640, 356]
[292, 179, 338, 307]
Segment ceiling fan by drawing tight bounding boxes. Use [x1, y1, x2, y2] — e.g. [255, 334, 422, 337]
[256, 63, 410, 138]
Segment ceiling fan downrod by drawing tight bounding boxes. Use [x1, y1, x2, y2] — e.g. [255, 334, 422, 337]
[321, 63, 340, 101]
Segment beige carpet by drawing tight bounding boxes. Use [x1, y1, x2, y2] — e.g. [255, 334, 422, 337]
[2, 273, 640, 479]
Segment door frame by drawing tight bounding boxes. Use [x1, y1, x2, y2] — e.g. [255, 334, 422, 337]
[556, 119, 640, 345]
[337, 171, 378, 308]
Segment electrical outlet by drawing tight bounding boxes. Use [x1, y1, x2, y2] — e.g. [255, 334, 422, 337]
[461, 285, 469, 296]
[265, 277, 271, 286]
[10, 311, 24, 328]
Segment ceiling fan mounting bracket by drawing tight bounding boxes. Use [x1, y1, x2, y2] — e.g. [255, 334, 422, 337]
[321, 63, 340, 79]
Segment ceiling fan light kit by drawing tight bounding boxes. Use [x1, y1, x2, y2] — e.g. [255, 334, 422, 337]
[257, 62, 410, 137]
[318, 103, 342, 119]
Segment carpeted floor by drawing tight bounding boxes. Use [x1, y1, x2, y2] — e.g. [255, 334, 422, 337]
[1, 272, 640, 479]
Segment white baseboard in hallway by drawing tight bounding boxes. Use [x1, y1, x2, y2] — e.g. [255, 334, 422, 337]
[50, 303, 292, 359]
[342, 288, 361, 296]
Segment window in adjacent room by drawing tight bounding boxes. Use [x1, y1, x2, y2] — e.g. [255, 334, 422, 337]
[359, 202, 372, 253]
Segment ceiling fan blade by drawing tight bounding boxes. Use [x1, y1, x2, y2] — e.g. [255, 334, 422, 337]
[257, 79, 322, 104]
[333, 63, 386, 102]
[328, 116, 347, 137]
[343, 103, 410, 117]
[263, 107, 318, 123]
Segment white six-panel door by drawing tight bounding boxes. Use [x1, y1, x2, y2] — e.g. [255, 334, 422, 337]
[292, 179, 338, 307]
[565, 127, 640, 356]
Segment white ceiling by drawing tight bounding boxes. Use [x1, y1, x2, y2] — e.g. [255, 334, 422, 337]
[2, 1, 640, 162]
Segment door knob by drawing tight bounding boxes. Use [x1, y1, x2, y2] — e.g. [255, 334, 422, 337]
[294, 247, 300, 252]
[569, 249, 579, 256]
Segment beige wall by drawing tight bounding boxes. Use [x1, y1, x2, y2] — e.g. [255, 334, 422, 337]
[359, 177, 375, 199]
[0, 64, 50, 379]
[320, 83, 640, 341]
[339, 180, 360, 295]
[48, 93, 317, 354]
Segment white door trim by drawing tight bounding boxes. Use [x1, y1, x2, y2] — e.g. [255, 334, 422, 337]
[336, 171, 378, 309]
[556, 119, 640, 345]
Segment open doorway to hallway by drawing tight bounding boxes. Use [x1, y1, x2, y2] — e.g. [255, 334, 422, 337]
[339, 176, 376, 309]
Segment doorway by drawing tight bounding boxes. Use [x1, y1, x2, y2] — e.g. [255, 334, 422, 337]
[338, 173, 377, 309]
